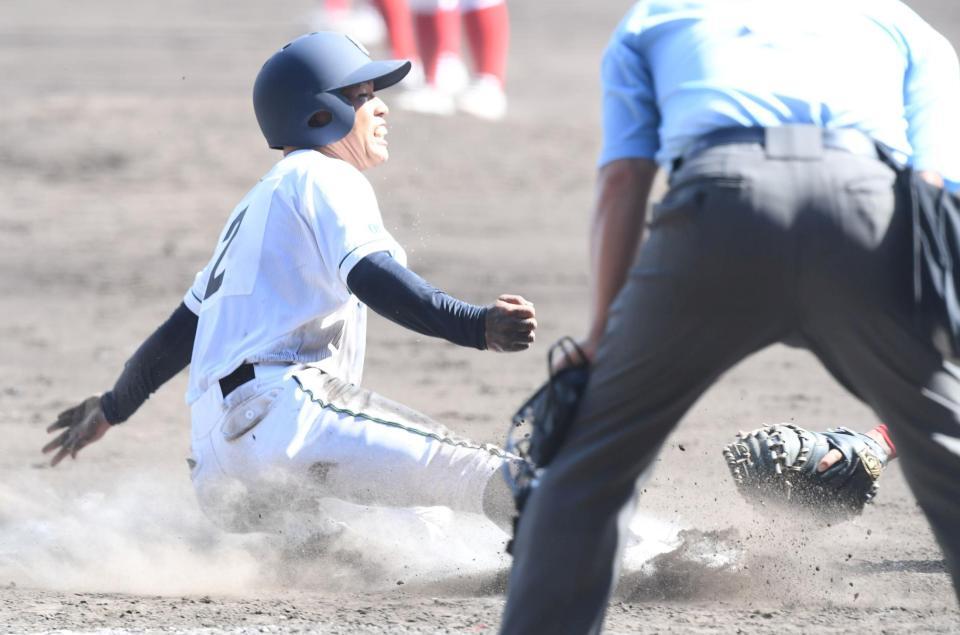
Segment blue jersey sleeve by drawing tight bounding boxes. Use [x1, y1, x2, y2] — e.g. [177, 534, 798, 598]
[598, 29, 662, 167]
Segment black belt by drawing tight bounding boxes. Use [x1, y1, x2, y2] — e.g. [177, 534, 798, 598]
[673, 126, 879, 172]
[219, 362, 255, 398]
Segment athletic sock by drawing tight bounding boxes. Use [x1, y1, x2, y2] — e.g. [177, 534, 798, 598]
[463, 1, 509, 86]
[373, 0, 418, 60]
[413, 8, 461, 84]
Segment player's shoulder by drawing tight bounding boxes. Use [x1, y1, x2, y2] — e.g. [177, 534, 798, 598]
[615, 0, 707, 34]
[606, 0, 708, 58]
[862, 0, 947, 34]
[274, 151, 379, 219]
[863, 0, 957, 60]
[278, 150, 371, 191]
[266, 150, 374, 206]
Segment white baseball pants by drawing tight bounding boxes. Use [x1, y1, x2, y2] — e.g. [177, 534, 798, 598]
[188, 364, 513, 532]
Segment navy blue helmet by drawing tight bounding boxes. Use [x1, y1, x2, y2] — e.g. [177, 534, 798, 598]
[253, 32, 410, 149]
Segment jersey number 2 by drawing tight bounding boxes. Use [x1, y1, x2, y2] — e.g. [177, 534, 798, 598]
[204, 207, 247, 300]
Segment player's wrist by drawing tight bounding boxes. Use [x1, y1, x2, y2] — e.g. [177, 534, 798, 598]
[867, 424, 897, 459]
[98, 392, 123, 425]
[478, 306, 490, 350]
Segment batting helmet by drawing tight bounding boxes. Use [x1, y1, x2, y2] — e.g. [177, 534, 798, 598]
[253, 32, 411, 150]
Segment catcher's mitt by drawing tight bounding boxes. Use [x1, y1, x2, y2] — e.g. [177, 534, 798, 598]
[722, 424, 890, 519]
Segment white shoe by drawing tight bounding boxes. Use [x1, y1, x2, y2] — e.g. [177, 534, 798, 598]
[456, 75, 507, 121]
[392, 84, 456, 116]
[391, 56, 468, 117]
[434, 54, 470, 95]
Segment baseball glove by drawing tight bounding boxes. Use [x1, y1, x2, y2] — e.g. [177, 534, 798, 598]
[722, 424, 890, 519]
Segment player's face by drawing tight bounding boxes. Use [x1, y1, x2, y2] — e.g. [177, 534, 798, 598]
[323, 81, 390, 171]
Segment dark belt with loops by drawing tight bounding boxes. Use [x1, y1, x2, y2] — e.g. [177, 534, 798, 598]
[672, 126, 880, 172]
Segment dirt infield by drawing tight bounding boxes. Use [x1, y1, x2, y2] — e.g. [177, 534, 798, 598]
[2, 0, 959, 632]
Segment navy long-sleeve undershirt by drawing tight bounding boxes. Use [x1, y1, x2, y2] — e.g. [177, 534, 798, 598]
[100, 302, 197, 424]
[99, 252, 487, 423]
[346, 250, 488, 350]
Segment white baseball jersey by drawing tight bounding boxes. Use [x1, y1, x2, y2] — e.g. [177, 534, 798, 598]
[183, 149, 406, 405]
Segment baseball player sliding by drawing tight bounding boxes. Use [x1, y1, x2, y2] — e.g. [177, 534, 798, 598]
[41, 32, 533, 533]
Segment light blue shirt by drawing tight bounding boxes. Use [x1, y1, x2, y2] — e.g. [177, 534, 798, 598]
[600, 0, 960, 190]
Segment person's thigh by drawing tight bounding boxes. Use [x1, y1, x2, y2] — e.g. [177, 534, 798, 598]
[806, 307, 960, 598]
[213, 367, 507, 514]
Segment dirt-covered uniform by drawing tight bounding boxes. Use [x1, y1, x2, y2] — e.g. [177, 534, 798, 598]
[185, 149, 511, 530]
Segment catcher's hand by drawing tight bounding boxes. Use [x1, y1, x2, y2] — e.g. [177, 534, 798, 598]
[723, 423, 890, 518]
[42, 395, 112, 466]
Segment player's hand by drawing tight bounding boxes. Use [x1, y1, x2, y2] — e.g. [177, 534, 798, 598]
[817, 425, 895, 473]
[918, 170, 944, 189]
[485, 294, 536, 352]
[42, 395, 112, 466]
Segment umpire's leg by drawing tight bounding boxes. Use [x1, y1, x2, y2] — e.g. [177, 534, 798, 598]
[807, 311, 960, 602]
[822, 320, 960, 599]
[500, 154, 791, 634]
[798, 152, 960, 601]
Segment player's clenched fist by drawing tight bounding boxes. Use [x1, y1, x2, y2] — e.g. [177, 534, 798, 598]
[42, 395, 112, 466]
[485, 294, 537, 352]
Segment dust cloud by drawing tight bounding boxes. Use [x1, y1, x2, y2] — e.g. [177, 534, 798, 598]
[0, 467, 745, 599]
[0, 468, 512, 596]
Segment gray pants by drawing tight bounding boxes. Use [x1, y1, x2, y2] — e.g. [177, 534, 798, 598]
[500, 136, 960, 634]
